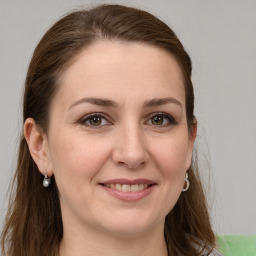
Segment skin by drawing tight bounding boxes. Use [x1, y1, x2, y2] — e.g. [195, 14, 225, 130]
[25, 41, 197, 256]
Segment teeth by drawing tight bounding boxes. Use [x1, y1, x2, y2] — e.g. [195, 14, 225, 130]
[139, 184, 144, 190]
[115, 184, 122, 191]
[131, 184, 139, 192]
[122, 184, 131, 192]
[104, 183, 150, 192]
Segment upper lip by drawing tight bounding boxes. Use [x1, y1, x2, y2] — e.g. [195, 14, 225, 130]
[100, 178, 156, 185]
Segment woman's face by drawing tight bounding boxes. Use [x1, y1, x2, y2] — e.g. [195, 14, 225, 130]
[45, 41, 196, 237]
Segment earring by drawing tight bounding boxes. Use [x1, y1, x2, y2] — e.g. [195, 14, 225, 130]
[182, 172, 190, 192]
[43, 170, 51, 187]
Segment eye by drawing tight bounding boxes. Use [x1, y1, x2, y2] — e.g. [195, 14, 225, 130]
[147, 112, 176, 126]
[79, 113, 111, 127]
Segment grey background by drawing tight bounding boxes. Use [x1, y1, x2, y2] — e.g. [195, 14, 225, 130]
[0, 0, 255, 235]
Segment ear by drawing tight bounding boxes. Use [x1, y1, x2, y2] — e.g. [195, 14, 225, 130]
[185, 119, 197, 170]
[24, 118, 53, 177]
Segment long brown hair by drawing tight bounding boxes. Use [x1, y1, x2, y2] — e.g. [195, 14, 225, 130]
[1, 4, 215, 256]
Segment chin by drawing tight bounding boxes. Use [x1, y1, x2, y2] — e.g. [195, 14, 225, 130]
[96, 210, 164, 237]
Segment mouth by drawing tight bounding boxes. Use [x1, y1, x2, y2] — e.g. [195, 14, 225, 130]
[100, 183, 152, 192]
[99, 179, 156, 201]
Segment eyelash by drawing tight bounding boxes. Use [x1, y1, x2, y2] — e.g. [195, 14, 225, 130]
[78, 112, 111, 128]
[146, 112, 177, 126]
[78, 112, 177, 128]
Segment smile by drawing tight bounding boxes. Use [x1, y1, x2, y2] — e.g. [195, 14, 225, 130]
[99, 179, 156, 201]
[102, 183, 149, 192]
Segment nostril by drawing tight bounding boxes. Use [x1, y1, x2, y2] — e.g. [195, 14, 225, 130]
[127, 161, 146, 169]
[117, 161, 126, 167]
[112, 137, 149, 169]
[116, 160, 146, 169]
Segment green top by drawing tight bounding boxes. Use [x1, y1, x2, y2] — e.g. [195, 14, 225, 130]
[217, 234, 256, 256]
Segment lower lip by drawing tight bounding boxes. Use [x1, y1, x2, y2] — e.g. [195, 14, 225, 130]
[100, 185, 155, 201]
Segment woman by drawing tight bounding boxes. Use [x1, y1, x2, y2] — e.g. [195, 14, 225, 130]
[1, 4, 223, 256]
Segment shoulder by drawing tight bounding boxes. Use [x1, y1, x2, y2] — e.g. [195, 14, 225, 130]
[191, 239, 223, 256]
[208, 248, 223, 256]
[187, 235, 223, 256]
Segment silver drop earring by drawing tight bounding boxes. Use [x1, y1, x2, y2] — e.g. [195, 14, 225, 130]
[182, 172, 190, 192]
[43, 170, 51, 187]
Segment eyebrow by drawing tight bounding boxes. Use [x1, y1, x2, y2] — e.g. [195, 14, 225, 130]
[143, 98, 183, 109]
[69, 97, 118, 109]
[69, 97, 182, 110]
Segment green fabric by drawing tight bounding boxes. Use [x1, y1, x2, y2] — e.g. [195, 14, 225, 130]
[217, 234, 256, 256]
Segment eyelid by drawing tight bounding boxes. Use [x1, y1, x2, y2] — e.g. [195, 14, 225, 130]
[78, 112, 113, 127]
[77, 111, 177, 128]
[146, 112, 177, 126]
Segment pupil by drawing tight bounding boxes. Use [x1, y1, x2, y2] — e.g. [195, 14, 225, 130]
[152, 116, 163, 125]
[90, 116, 101, 126]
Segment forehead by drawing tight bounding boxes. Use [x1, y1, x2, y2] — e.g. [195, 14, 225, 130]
[56, 40, 185, 106]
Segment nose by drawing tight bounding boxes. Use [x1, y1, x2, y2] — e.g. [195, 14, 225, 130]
[112, 124, 149, 169]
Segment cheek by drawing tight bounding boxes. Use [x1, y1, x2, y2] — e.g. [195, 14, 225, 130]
[151, 136, 190, 178]
[150, 136, 190, 212]
[48, 131, 110, 187]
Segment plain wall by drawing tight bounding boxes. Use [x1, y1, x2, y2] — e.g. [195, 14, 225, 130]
[0, 0, 255, 235]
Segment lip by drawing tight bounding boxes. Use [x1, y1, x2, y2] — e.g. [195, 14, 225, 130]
[99, 178, 156, 202]
[100, 178, 155, 185]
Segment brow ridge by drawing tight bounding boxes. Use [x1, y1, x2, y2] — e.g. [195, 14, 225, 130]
[69, 97, 182, 110]
[143, 97, 182, 108]
[69, 97, 118, 109]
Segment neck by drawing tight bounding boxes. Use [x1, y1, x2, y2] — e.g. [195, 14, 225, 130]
[59, 220, 168, 256]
